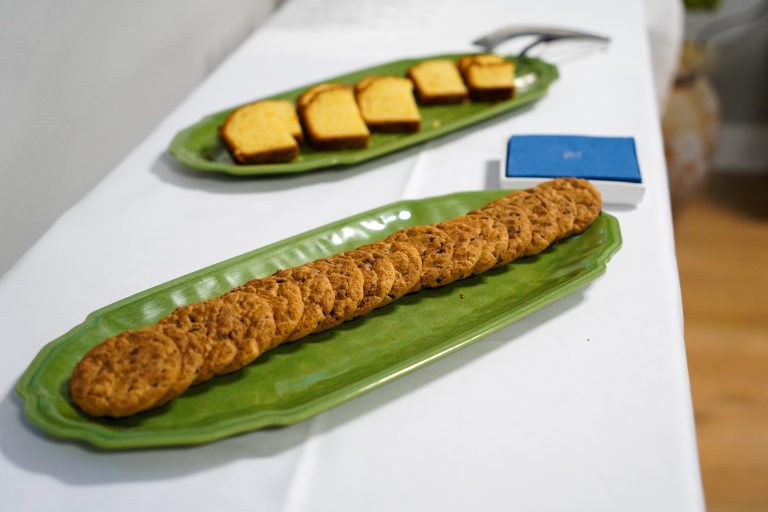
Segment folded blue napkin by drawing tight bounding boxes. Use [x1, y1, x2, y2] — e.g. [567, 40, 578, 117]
[505, 135, 642, 183]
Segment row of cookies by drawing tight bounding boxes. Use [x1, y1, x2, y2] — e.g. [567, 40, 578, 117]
[69, 178, 601, 418]
[220, 54, 515, 164]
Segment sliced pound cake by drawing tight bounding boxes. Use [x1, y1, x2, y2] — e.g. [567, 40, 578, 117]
[298, 83, 370, 150]
[355, 76, 421, 132]
[407, 60, 468, 105]
[458, 54, 515, 102]
[220, 100, 302, 164]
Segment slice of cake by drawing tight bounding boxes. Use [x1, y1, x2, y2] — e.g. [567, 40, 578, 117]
[355, 76, 421, 132]
[297, 83, 345, 111]
[220, 100, 301, 164]
[298, 83, 370, 150]
[458, 54, 515, 102]
[266, 99, 304, 143]
[457, 54, 506, 75]
[407, 60, 468, 105]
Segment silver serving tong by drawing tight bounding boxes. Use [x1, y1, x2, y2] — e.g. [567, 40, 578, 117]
[473, 26, 610, 56]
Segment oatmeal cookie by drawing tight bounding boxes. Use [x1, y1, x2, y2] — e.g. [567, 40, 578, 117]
[535, 187, 577, 240]
[436, 218, 485, 281]
[487, 190, 558, 256]
[453, 214, 509, 273]
[157, 301, 216, 401]
[362, 240, 423, 304]
[216, 291, 277, 373]
[308, 256, 365, 332]
[344, 248, 397, 317]
[536, 178, 601, 234]
[386, 225, 456, 290]
[69, 328, 181, 417]
[234, 276, 304, 349]
[470, 204, 532, 265]
[274, 266, 335, 341]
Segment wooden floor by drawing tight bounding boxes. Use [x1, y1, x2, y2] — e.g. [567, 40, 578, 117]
[674, 173, 768, 512]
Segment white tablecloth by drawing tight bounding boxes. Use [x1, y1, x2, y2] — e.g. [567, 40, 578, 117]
[0, 0, 704, 510]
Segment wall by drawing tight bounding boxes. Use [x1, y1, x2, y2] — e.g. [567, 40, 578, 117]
[0, 0, 278, 276]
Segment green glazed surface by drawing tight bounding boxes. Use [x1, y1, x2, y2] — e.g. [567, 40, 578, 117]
[17, 191, 621, 449]
[168, 55, 559, 176]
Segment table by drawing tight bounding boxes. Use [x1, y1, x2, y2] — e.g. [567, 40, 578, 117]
[0, 0, 704, 510]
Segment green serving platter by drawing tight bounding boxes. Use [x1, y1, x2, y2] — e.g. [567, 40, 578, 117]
[17, 190, 621, 449]
[168, 54, 559, 176]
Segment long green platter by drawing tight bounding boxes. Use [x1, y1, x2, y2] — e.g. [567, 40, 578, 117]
[17, 191, 621, 449]
[168, 54, 558, 176]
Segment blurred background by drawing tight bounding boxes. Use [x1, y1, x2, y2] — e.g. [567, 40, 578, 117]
[0, 0, 765, 509]
[666, 1, 768, 510]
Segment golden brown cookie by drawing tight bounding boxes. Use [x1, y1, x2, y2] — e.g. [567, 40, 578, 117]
[361, 240, 423, 305]
[535, 187, 577, 240]
[344, 249, 397, 317]
[308, 256, 365, 332]
[157, 301, 216, 402]
[436, 218, 485, 281]
[193, 299, 241, 384]
[470, 205, 531, 265]
[274, 266, 335, 342]
[69, 328, 182, 417]
[234, 276, 304, 349]
[536, 178, 602, 234]
[216, 291, 276, 373]
[487, 190, 558, 256]
[386, 225, 455, 290]
[452, 214, 509, 273]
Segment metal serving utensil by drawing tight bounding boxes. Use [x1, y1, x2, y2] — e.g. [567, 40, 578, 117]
[473, 26, 611, 93]
[473, 26, 610, 56]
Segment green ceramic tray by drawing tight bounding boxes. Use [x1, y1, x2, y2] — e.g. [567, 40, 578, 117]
[17, 191, 621, 449]
[168, 54, 558, 176]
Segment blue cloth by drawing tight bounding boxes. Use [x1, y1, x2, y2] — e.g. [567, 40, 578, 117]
[505, 135, 642, 183]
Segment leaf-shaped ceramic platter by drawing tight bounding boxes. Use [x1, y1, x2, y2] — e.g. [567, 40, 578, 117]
[17, 191, 621, 449]
[168, 54, 558, 176]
